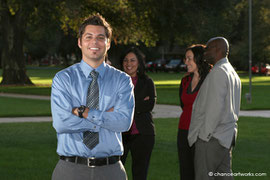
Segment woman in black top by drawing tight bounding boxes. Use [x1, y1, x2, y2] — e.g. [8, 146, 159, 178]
[120, 47, 156, 180]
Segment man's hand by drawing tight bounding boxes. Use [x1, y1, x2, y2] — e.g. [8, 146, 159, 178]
[72, 107, 79, 116]
[144, 96, 150, 101]
[107, 107, 114, 112]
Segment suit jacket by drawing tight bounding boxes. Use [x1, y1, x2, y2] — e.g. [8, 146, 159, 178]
[133, 75, 157, 135]
[188, 58, 241, 149]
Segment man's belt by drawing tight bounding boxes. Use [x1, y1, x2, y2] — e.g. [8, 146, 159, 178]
[60, 155, 120, 167]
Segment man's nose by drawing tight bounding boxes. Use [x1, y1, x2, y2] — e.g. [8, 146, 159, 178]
[91, 37, 98, 44]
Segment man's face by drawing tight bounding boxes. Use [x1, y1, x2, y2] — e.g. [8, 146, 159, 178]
[204, 41, 217, 65]
[78, 25, 110, 63]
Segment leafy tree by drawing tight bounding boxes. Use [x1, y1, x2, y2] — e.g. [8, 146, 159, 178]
[150, 0, 186, 50]
[58, 0, 158, 46]
[0, 0, 159, 84]
[0, 0, 61, 85]
[1, 0, 270, 82]
[252, 0, 270, 64]
[0, 0, 33, 85]
[229, 0, 270, 70]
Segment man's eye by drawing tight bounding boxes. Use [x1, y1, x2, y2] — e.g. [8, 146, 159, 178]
[85, 36, 92, 39]
[97, 36, 105, 41]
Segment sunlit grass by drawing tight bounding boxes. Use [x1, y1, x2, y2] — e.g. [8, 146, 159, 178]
[154, 80, 181, 85]
[0, 78, 52, 86]
[29, 77, 53, 85]
[0, 69, 270, 110]
[0, 67, 60, 86]
[149, 72, 270, 86]
[241, 76, 270, 85]
[1, 69, 270, 86]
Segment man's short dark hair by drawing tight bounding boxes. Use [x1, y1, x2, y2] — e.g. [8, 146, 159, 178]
[78, 13, 112, 42]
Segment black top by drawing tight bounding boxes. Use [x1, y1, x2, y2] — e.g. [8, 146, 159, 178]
[132, 75, 157, 135]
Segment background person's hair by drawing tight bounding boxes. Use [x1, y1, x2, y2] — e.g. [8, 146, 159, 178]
[78, 13, 112, 42]
[185, 44, 212, 80]
[120, 46, 146, 78]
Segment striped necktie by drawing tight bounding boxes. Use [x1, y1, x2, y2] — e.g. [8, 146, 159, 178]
[83, 70, 99, 150]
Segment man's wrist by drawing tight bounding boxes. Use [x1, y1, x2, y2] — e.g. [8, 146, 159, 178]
[77, 105, 86, 118]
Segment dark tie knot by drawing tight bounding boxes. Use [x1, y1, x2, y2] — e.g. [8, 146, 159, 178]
[90, 70, 99, 80]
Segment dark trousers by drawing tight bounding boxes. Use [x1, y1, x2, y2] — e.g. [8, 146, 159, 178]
[177, 129, 195, 180]
[121, 134, 155, 180]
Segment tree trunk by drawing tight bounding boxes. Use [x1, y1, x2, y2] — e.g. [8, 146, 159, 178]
[0, 1, 33, 85]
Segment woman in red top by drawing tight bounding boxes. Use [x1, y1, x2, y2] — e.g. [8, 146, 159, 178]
[178, 44, 211, 180]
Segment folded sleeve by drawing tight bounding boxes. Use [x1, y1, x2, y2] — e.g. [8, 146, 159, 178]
[85, 75, 135, 133]
[51, 74, 99, 133]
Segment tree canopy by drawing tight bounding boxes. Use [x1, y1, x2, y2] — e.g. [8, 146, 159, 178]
[1, 0, 270, 84]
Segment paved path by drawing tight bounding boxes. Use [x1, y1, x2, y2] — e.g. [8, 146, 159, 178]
[0, 93, 270, 123]
[153, 104, 270, 119]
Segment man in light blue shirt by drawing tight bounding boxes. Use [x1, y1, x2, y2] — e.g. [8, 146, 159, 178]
[51, 14, 135, 180]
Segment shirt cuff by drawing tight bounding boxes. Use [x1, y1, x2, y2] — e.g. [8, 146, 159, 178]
[87, 109, 103, 127]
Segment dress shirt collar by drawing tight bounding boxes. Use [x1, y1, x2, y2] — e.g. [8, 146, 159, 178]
[214, 57, 228, 68]
[80, 60, 106, 79]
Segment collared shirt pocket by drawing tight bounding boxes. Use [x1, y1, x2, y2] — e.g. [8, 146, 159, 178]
[103, 95, 113, 111]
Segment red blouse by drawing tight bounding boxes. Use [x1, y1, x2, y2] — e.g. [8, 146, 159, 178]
[130, 76, 139, 135]
[178, 74, 202, 130]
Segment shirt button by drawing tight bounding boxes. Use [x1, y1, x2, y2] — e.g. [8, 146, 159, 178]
[94, 126, 96, 128]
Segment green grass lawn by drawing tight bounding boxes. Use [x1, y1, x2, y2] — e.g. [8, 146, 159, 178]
[0, 122, 58, 180]
[0, 69, 270, 110]
[0, 97, 51, 117]
[0, 67, 62, 85]
[151, 72, 270, 110]
[0, 117, 269, 180]
[0, 86, 51, 96]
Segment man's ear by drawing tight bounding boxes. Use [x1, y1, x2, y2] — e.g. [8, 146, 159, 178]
[78, 38, 82, 49]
